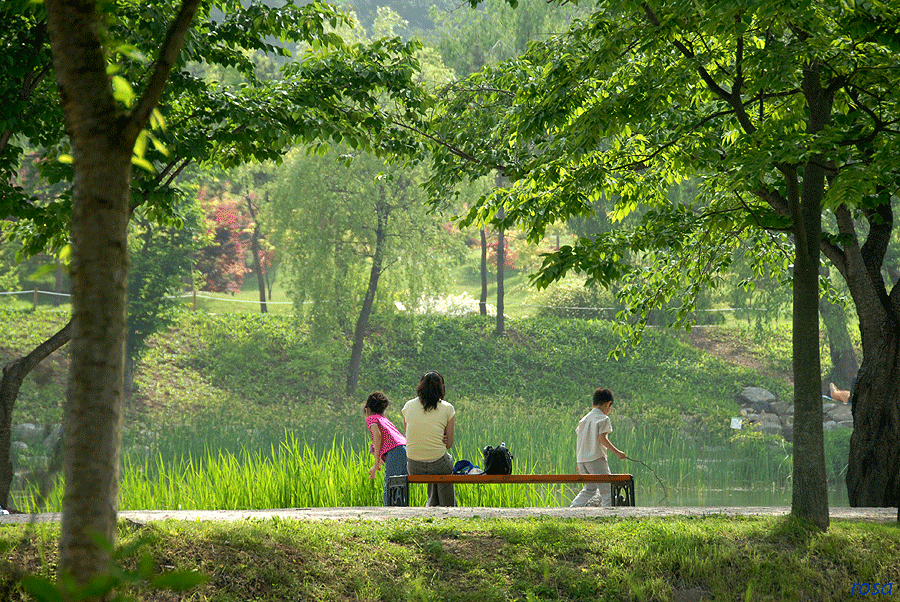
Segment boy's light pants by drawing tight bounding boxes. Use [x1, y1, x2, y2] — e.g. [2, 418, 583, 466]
[569, 457, 611, 507]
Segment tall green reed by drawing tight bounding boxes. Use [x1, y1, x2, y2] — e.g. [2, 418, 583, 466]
[15, 397, 848, 512]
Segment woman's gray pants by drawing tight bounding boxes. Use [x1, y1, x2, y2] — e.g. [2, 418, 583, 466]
[407, 452, 456, 507]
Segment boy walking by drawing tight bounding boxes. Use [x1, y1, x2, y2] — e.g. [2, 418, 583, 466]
[569, 387, 626, 507]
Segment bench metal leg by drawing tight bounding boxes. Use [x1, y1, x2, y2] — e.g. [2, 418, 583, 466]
[611, 480, 635, 506]
[386, 475, 409, 507]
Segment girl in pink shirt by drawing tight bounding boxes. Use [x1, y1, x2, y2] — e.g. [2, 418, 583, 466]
[364, 391, 408, 506]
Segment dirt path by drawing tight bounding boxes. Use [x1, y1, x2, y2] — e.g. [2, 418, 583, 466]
[2, 506, 896, 525]
[681, 328, 793, 385]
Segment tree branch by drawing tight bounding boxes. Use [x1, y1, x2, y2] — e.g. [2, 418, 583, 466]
[859, 198, 893, 287]
[642, 3, 757, 136]
[126, 0, 202, 144]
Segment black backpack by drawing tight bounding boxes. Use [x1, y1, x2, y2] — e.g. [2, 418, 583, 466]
[482, 443, 513, 475]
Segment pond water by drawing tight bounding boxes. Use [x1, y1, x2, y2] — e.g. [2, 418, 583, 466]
[637, 486, 849, 507]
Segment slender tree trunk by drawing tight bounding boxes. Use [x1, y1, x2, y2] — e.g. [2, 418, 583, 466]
[790, 179, 828, 528]
[0, 321, 72, 510]
[496, 209, 505, 336]
[479, 227, 488, 316]
[46, 0, 131, 580]
[246, 195, 267, 313]
[789, 65, 831, 529]
[819, 267, 859, 391]
[346, 205, 388, 397]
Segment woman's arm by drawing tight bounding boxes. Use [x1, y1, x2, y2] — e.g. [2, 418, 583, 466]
[443, 415, 455, 449]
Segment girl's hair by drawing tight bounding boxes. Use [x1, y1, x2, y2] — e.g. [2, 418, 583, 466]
[365, 391, 390, 415]
[416, 371, 445, 412]
[592, 387, 614, 406]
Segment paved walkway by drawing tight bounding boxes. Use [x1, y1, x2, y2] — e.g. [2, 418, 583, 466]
[2, 506, 896, 524]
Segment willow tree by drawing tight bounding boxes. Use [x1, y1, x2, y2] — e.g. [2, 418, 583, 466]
[271, 147, 463, 396]
[426, 0, 900, 527]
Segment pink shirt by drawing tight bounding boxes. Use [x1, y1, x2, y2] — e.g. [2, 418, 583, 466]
[366, 414, 407, 460]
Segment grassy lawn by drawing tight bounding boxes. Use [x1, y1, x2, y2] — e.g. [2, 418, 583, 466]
[2, 515, 898, 601]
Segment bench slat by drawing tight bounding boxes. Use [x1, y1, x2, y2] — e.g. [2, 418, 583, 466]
[386, 474, 636, 506]
[407, 473, 633, 484]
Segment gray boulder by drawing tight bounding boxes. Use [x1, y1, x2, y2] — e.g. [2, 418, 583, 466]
[827, 405, 853, 423]
[738, 387, 776, 413]
[12, 423, 43, 445]
[769, 400, 794, 416]
[752, 412, 783, 435]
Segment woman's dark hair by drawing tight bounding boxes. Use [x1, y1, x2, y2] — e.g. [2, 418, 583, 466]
[416, 371, 445, 412]
[365, 391, 390, 415]
[592, 387, 614, 406]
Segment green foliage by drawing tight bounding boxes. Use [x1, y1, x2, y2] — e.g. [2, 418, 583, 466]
[4, 0, 434, 263]
[424, 0, 900, 350]
[270, 146, 464, 338]
[524, 276, 620, 320]
[824, 428, 852, 484]
[358, 313, 791, 416]
[4, 308, 785, 424]
[0, 308, 69, 427]
[427, 0, 589, 78]
[127, 203, 204, 363]
[7, 308, 826, 512]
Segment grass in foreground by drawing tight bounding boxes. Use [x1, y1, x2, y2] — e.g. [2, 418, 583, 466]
[2, 516, 898, 602]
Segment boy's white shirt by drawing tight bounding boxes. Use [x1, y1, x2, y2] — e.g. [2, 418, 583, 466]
[575, 407, 612, 462]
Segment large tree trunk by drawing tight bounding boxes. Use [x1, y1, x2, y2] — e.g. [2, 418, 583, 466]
[45, 0, 200, 590]
[825, 199, 900, 508]
[0, 320, 72, 510]
[346, 204, 388, 397]
[46, 0, 131, 581]
[847, 313, 900, 508]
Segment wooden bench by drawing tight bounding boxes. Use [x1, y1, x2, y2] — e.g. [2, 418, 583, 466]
[386, 473, 635, 507]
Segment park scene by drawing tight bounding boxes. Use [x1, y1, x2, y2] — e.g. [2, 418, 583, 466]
[1, 0, 899, 600]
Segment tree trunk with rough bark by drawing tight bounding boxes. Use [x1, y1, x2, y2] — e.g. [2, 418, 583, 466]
[0, 321, 72, 510]
[45, 0, 200, 590]
[788, 65, 831, 530]
[824, 205, 900, 509]
[847, 318, 900, 508]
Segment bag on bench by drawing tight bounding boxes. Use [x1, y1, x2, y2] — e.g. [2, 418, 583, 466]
[482, 443, 513, 475]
